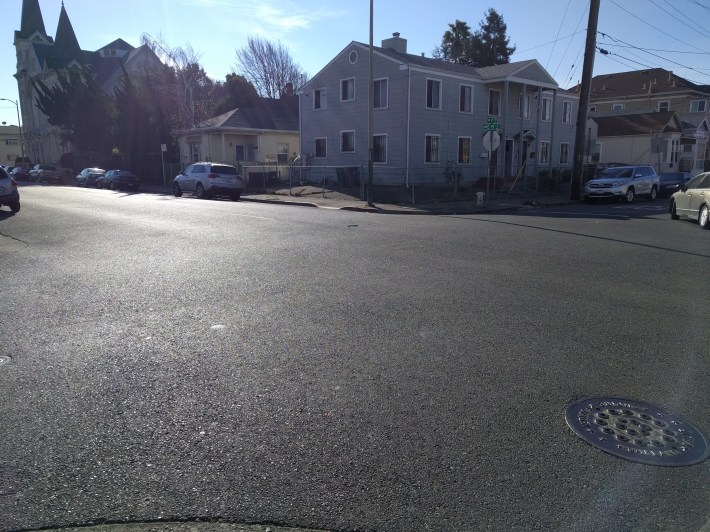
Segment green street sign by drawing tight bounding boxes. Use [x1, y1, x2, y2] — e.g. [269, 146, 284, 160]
[483, 123, 499, 131]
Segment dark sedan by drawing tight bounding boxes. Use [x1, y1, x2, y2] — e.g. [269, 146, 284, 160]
[99, 169, 140, 191]
[75, 167, 105, 187]
[9, 166, 30, 181]
[658, 172, 691, 197]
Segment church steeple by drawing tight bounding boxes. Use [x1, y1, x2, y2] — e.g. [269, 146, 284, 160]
[18, 0, 49, 40]
[52, 2, 82, 66]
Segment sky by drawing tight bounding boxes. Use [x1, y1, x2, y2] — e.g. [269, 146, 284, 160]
[1, 0, 710, 126]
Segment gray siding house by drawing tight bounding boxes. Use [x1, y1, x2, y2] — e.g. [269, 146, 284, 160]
[299, 33, 578, 188]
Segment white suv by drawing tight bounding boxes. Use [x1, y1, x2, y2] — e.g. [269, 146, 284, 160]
[173, 163, 243, 200]
[0, 167, 20, 212]
[584, 165, 660, 203]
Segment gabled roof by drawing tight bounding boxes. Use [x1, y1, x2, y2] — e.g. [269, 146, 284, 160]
[591, 111, 682, 137]
[48, 3, 81, 69]
[98, 39, 135, 53]
[196, 96, 299, 132]
[574, 68, 709, 99]
[17, 0, 48, 40]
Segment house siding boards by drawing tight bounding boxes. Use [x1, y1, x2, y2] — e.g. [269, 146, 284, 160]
[300, 38, 576, 186]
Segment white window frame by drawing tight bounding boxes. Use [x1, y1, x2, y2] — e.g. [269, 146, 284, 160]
[668, 139, 680, 163]
[658, 100, 670, 112]
[539, 141, 550, 165]
[340, 130, 355, 153]
[426, 78, 442, 110]
[611, 102, 624, 111]
[373, 78, 388, 109]
[690, 100, 707, 113]
[562, 100, 573, 124]
[458, 136, 472, 165]
[541, 97, 552, 122]
[340, 77, 355, 102]
[314, 87, 327, 110]
[518, 94, 530, 119]
[425, 134, 441, 163]
[373, 134, 387, 164]
[314, 137, 327, 158]
[559, 142, 570, 165]
[488, 89, 501, 116]
[459, 84, 473, 113]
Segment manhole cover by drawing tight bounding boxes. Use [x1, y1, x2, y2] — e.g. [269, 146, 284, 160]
[566, 397, 709, 466]
[0, 355, 11, 366]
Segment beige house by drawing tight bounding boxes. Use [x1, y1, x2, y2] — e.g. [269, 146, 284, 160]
[174, 96, 299, 172]
[0, 126, 23, 167]
[587, 111, 687, 174]
[577, 68, 710, 173]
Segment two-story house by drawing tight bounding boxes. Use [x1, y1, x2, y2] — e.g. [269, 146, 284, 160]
[299, 33, 578, 191]
[582, 68, 710, 173]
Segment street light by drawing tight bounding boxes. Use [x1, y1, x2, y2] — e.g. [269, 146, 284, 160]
[0, 98, 25, 163]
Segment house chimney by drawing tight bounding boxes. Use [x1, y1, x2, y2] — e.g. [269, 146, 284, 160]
[668, 70, 673, 81]
[382, 32, 407, 54]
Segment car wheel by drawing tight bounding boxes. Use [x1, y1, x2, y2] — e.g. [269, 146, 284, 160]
[624, 187, 635, 203]
[111, 182, 118, 191]
[230, 191, 241, 201]
[670, 199, 679, 220]
[648, 186, 657, 201]
[76, 180, 81, 187]
[9, 200, 20, 213]
[173, 182, 183, 197]
[699, 204, 710, 229]
[195, 183, 206, 199]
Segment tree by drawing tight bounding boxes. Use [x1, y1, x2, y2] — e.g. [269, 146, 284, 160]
[433, 8, 515, 67]
[213, 73, 260, 115]
[234, 36, 309, 99]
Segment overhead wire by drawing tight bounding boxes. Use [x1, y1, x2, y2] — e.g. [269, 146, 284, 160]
[650, 0, 709, 38]
[553, 0, 589, 78]
[661, 0, 708, 35]
[546, 0, 572, 70]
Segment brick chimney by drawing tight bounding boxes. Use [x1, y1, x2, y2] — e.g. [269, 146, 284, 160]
[382, 32, 407, 54]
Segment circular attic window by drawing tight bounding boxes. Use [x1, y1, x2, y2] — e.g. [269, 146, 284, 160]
[349, 50, 358, 64]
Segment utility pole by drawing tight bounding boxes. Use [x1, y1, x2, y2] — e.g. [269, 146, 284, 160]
[570, 0, 600, 200]
[367, 0, 374, 207]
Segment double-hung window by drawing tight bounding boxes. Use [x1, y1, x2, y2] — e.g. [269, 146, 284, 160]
[518, 94, 530, 119]
[314, 88, 327, 110]
[562, 101, 572, 124]
[373, 134, 387, 163]
[560, 142, 570, 165]
[458, 137, 471, 164]
[658, 100, 670, 112]
[539, 141, 550, 165]
[459, 85, 473, 113]
[341, 131, 355, 153]
[690, 100, 707, 113]
[373, 78, 388, 109]
[425, 134, 440, 163]
[542, 97, 552, 122]
[488, 89, 501, 116]
[315, 137, 327, 158]
[341, 78, 355, 102]
[426, 79, 441, 110]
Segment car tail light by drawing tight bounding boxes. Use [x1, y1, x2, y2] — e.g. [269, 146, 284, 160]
[207, 173, 218, 179]
[11, 179, 17, 188]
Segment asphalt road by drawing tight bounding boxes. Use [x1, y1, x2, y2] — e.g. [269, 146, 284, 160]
[1, 186, 708, 532]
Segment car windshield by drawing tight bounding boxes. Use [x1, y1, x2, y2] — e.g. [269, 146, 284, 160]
[660, 173, 684, 181]
[600, 167, 633, 178]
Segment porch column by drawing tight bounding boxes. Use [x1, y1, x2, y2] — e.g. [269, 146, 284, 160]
[221, 133, 226, 162]
[519, 84, 526, 178]
[501, 80, 509, 178]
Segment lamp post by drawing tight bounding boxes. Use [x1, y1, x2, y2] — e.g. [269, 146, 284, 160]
[0, 98, 25, 163]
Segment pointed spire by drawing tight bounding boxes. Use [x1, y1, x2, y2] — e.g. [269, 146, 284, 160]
[19, 0, 48, 39]
[52, 2, 81, 66]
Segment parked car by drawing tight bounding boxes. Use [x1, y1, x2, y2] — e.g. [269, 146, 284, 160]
[75, 167, 105, 187]
[10, 166, 30, 181]
[29, 163, 61, 183]
[583, 165, 659, 203]
[173, 162, 243, 200]
[0, 167, 20, 213]
[99, 169, 140, 191]
[669, 171, 710, 229]
[658, 172, 691, 197]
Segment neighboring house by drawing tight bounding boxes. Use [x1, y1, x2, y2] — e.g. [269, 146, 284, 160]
[0, 126, 23, 167]
[578, 68, 710, 172]
[14, 0, 163, 165]
[299, 33, 578, 187]
[587, 111, 685, 173]
[174, 96, 299, 171]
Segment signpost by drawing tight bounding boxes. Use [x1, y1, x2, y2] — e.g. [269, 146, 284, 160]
[482, 118, 501, 201]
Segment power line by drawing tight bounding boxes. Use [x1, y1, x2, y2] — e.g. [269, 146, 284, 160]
[683, 0, 710, 11]
[546, 0, 572, 70]
[661, 0, 708, 35]
[607, 0, 707, 53]
[554, 1, 589, 77]
[597, 47, 656, 70]
[651, 0, 709, 38]
[512, 30, 586, 55]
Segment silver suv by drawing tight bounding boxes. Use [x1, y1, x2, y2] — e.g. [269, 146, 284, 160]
[172, 163, 243, 200]
[584, 165, 660, 203]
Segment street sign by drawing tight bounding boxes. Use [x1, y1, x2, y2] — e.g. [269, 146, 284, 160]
[483, 118, 501, 131]
[482, 131, 500, 151]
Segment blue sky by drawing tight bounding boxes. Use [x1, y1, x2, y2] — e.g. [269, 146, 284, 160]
[2, 0, 710, 126]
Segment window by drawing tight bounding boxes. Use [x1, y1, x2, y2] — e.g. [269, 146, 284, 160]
[341, 78, 355, 102]
[315, 137, 327, 158]
[488, 89, 501, 116]
[612, 103, 624, 111]
[425, 134, 440, 163]
[349, 50, 358, 64]
[235, 145, 245, 162]
[277, 143, 289, 164]
[189, 143, 199, 162]
[458, 137, 471, 164]
[459, 85, 473, 113]
[373, 78, 388, 109]
[373, 134, 387, 163]
[542, 97, 552, 122]
[560, 142, 570, 165]
[658, 100, 670, 112]
[669, 139, 680, 163]
[340, 131, 355, 153]
[4, 139, 18, 145]
[562, 101, 572, 124]
[690, 100, 707, 113]
[589, 105, 597, 112]
[518, 94, 530, 119]
[426, 79, 441, 109]
[314, 88, 326, 110]
[539, 141, 550, 165]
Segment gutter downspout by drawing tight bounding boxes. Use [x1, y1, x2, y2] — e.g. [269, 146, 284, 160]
[519, 84, 526, 180]
[502, 80, 509, 183]
[534, 86, 542, 189]
[549, 88, 558, 189]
